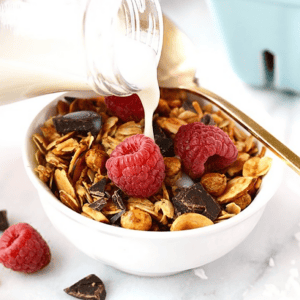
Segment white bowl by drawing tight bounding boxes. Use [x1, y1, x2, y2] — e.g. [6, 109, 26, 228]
[22, 91, 282, 277]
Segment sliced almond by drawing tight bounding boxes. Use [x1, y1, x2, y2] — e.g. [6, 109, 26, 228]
[227, 153, 250, 177]
[82, 204, 109, 223]
[59, 190, 80, 213]
[54, 169, 76, 198]
[170, 213, 213, 231]
[217, 176, 256, 204]
[243, 156, 272, 177]
[32, 133, 48, 155]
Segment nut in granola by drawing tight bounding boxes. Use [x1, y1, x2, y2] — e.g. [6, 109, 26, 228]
[200, 173, 227, 196]
[170, 213, 213, 231]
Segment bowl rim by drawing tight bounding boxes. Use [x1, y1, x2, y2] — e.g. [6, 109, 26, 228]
[22, 92, 283, 240]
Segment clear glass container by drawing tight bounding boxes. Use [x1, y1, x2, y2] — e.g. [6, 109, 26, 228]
[0, 0, 163, 104]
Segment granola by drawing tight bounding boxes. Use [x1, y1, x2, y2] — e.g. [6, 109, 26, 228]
[32, 89, 272, 231]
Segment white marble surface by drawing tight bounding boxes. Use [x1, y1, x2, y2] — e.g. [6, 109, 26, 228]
[2, 0, 300, 299]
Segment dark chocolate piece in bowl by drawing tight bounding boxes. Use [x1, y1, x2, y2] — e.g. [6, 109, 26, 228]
[171, 183, 221, 221]
[182, 100, 197, 113]
[53, 111, 102, 137]
[109, 189, 126, 224]
[88, 198, 108, 212]
[64, 96, 76, 103]
[0, 210, 9, 231]
[200, 114, 216, 126]
[89, 178, 107, 198]
[64, 274, 106, 300]
[88, 178, 110, 211]
[112, 189, 126, 211]
[153, 121, 174, 157]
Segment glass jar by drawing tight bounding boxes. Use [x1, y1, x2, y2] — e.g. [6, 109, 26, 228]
[0, 0, 163, 104]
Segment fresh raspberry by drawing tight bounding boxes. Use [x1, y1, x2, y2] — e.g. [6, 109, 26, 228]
[106, 134, 165, 198]
[105, 94, 144, 122]
[0, 223, 51, 273]
[174, 122, 238, 179]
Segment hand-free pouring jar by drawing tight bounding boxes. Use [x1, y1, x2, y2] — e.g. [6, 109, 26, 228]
[0, 0, 163, 105]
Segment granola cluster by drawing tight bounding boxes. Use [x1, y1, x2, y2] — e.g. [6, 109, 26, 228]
[32, 89, 272, 231]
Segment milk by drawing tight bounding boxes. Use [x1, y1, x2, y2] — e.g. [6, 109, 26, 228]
[116, 39, 160, 140]
[0, 0, 90, 105]
[0, 0, 160, 138]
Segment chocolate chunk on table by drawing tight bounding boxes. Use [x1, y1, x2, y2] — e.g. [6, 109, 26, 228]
[171, 183, 221, 221]
[64, 274, 106, 300]
[0, 210, 9, 231]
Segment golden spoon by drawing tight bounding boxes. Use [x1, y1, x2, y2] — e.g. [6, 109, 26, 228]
[157, 16, 300, 175]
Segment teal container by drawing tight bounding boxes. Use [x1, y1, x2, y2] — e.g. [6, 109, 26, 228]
[206, 0, 300, 91]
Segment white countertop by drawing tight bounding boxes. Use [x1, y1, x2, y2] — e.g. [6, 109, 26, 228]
[2, 0, 300, 299]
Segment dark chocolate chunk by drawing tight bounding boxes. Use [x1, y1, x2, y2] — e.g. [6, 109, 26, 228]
[53, 111, 102, 137]
[200, 114, 216, 126]
[64, 274, 106, 300]
[109, 189, 126, 224]
[0, 210, 9, 231]
[171, 183, 221, 221]
[89, 198, 108, 212]
[153, 121, 174, 157]
[88, 179, 110, 211]
[109, 210, 125, 224]
[64, 96, 76, 103]
[89, 178, 107, 197]
[182, 100, 197, 113]
[112, 189, 125, 211]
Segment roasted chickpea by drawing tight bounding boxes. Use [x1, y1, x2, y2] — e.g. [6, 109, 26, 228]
[121, 208, 152, 231]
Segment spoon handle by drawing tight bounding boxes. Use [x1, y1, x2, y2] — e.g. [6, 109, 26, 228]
[186, 85, 300, 175]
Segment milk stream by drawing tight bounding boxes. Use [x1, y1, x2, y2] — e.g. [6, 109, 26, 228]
[116, 38, 160, 140]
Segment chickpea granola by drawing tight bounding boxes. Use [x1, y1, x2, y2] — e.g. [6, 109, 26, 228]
[32, 89, 272, 231]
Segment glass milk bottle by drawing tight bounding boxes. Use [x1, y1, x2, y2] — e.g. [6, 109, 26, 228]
[0, 0, 163, 105]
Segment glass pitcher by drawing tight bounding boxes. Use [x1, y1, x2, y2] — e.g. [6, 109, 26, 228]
[0, 0, 163, 105]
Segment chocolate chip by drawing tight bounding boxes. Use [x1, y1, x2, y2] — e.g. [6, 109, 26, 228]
[0, 210, 9, 231]
[64, 96, 76, 103]
[53, 111, 102, 137]
[153, 121, 175, 157]
[171, 183, 221, 221]
[64, 274, 106, 300]
[182, 100, 197, 113]
[200, 114, 216, 126]
[112, 189, 125, 211]
[110, 189, 126, 224]
[109, 210, 125, 224]
[89, 178, 107, 197]
[89, 198, 108, 212]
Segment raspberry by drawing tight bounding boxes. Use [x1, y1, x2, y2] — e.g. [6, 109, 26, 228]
[106, 134, 165, 198]
[105, 94, 144, 122]
[0, 223, 51, 273]
[174, 122, 238, 179]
